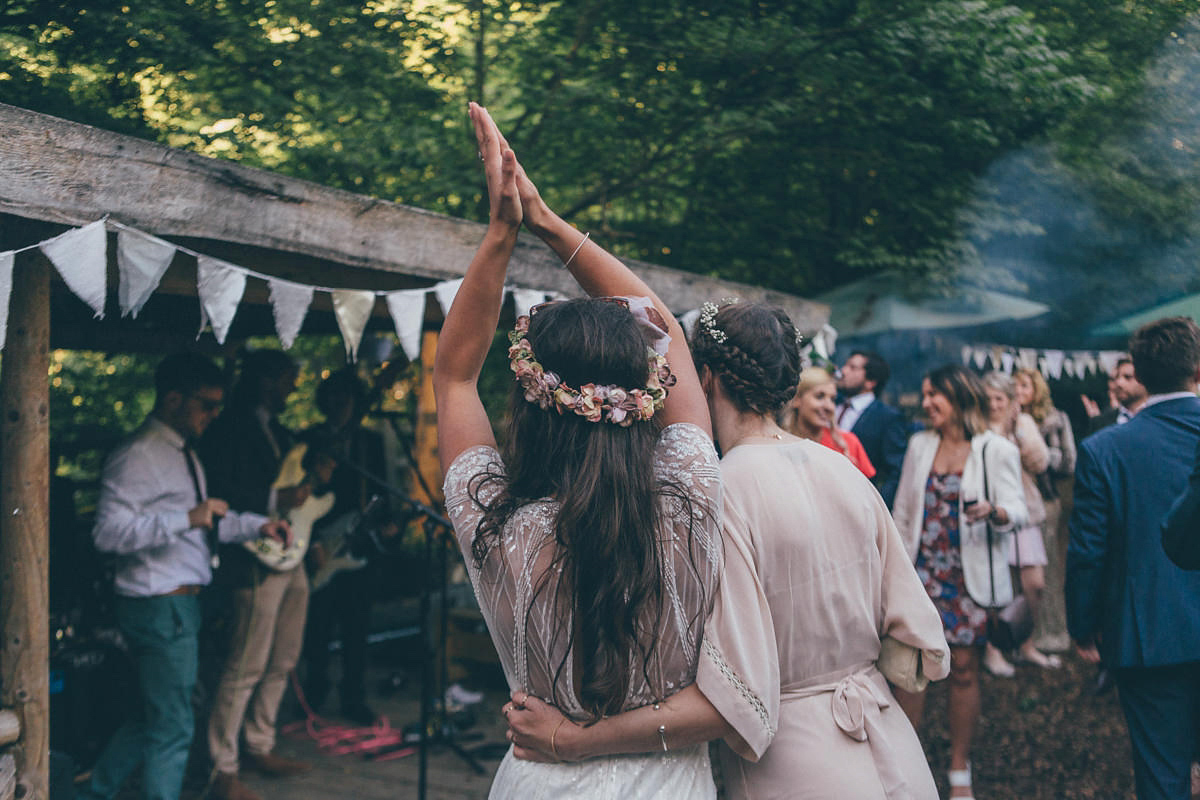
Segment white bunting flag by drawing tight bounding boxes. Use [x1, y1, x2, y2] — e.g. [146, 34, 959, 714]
[961, 345, 973, 366]
[1000, 352, 1015, 374]
[1018, 348, 1039, 370]
[332, 290, 376, 362]
[679, 308, 701, 340]
[511, 287, 546, 318]
[41, 220, 107, 317]
[1098, 351, 1122, 376]
[813, 324, 838, 361]
[385, 289, 427, 362]
[1077, 352, 1097, 376]
[197, 256, 247, 345]
[1043, 350, 1065, 380]
[0, 251, 13, 350]
[267, 279, 314, 350]
[433, 278, 464, 315]
[117, 228, 176, 317]
[972, 347, 990, 370]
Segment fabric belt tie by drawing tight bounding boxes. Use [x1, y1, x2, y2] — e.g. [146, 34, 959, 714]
[782, 664, 912, 799]
[784, 664, 891, 742]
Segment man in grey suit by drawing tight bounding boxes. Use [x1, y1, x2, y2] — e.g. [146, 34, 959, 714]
[1067, 316, 1200, 800]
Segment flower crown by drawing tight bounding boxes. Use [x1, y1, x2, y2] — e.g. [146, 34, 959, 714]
[507, 315, 675, 426]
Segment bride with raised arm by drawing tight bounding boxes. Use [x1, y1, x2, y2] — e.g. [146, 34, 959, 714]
[434, 104, 773, 798]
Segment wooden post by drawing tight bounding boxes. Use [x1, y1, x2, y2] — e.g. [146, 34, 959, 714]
[413, 329, 442, 509]
[0, 251, 51, 800]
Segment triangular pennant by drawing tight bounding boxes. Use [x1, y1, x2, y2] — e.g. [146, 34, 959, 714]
[196, 256, 247, 345]
[1000, 352, 1015, 373]
[0, 251, 13, 350]
[117, 228, 176, 317]
[679, 308, 701, 340]
[40, 220, 107, 317]
[813, 324, 837, 361]
[510, 287, 546, 318]
[961, 345, 973, 366]
[1097, 351, 1122, 376]
[1077, 352, 1097, 376]
[433, 278, 464, 315]
[1043, 350, 1065, 380]
[1063, 357, 1077, 378]
[384, 289, 427, 362]
[268, 279, 314, 350]
[972, 347, 989, 370]
[332, 290, 376, 362]
[1018, 348, 1039, 370]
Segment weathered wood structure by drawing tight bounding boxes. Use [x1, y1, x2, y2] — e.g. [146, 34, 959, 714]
[0, 102, 828, 797]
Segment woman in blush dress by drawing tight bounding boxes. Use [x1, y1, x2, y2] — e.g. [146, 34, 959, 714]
[782, 365, 876, 478]
[1014, 367, 1076, 653]
[506, 299, 949, 800]
[982, 372, 1060, 671]
[891, 364, 1027, 800]
[436, 104, 766, 799]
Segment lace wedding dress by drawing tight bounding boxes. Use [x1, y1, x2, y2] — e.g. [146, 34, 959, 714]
[444, 424, 723, 799]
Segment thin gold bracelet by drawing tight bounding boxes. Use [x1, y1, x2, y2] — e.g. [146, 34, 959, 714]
[561, 231, 590, 269]
[550, 717, 568, 762]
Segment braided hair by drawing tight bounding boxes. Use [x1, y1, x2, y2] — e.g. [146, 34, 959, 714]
[691, 302, 802, 414]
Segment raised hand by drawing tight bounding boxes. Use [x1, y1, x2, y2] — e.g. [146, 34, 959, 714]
[469, 102, 522, 229]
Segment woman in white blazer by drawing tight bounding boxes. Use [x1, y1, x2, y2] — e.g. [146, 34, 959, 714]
[890, 364, 1027, 800]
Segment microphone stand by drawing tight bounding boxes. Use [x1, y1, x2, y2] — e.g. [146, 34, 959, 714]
[336, 426, 489, 798]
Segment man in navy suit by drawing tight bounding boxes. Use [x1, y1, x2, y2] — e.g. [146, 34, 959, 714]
[835, 350, 908, 508]
[1067, 316, 1200, 800]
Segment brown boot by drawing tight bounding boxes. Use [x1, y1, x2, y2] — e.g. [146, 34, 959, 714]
[210, 772, 263, 800]
[242, 750, 312, 778]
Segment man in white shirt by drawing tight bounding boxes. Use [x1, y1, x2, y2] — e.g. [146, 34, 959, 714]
[78, 353, 288, 800]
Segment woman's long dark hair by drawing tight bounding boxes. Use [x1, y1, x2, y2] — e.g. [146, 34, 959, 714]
[468, 299, 707, 720]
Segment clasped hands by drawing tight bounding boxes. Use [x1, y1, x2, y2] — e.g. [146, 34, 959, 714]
[502, 690, 580, 764]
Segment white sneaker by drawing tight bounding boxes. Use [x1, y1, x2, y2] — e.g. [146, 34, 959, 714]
[446, 683, 484, 706]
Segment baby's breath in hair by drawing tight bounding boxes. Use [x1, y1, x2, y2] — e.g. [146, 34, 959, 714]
[697, 298, 740, 344]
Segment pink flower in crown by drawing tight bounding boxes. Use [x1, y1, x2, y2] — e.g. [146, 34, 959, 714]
[576, 384, 605, 422]
[633, 390, 656, 420]
[553, 386, 576, 413]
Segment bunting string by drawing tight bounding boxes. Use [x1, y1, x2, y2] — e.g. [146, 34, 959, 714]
[961, 342, 1127, 381]
[0, 217, 556, 362]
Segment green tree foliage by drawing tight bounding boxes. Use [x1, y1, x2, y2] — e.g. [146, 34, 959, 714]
[2, 0, 1197, 307]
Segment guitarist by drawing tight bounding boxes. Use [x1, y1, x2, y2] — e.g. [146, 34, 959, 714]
[77, 353, 289, 800]
[198, 349, 313, 800]
[300, 367, 403, 726]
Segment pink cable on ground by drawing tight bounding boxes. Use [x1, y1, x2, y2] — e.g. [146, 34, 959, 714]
[282, 671, 418, 760]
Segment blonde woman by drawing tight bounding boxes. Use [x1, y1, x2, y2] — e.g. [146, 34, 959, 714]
[982, 372, 1060, 671]
[782, 366, 876, 478]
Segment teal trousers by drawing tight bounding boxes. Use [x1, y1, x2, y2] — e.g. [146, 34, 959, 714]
[79, 593, 201, 800]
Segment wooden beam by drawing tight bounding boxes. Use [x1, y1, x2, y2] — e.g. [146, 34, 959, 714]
[0, 103, 828, 330]
[0, 249, 51, 800]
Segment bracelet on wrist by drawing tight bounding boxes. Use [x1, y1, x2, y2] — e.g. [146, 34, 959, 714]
[550, 717, 568, 762]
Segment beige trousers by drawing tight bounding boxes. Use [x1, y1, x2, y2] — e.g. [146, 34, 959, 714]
[207, 565, 309, 774]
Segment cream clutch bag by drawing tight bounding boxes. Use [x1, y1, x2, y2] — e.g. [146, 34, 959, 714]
[876, 636, 929, 693]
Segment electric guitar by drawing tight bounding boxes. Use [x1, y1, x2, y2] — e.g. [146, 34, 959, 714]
[243, 443, 335, 571]
[309, 495, 387, 591]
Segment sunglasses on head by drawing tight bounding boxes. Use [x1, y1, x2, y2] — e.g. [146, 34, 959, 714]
[529, 296, 631, 317]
